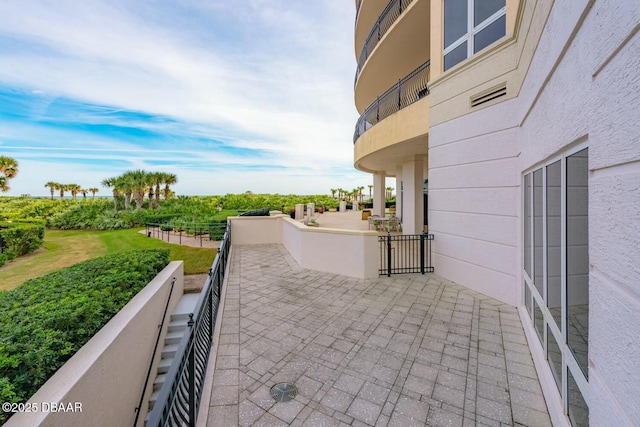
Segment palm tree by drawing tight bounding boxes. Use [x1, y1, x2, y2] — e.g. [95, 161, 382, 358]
[330, 188, 337, 198]
[117, 174, 134, 210]
[80, 188, 88, 200]
[88, 187, 99, 199]
[368, 185, 373, 201]
[153, 172, 166, 208]
[68, 184, 81, 199]
[45, 181, 58, 200]
[125, 169, 149, 210]
[147, 172, 163, 209]
[0, 156, 19, 192]
[162, 173, 177, 201]
[385, 187, 394, 200]
[58, 184, 68, 199]
[102, 177, 120, 210]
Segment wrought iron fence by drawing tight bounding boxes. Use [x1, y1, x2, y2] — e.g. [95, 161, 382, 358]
[355, 0, 415, 84]
[146, 223, 231, 427]
[379, 232, 434, 276]
[354, 60, 430, 143]
[145, 222, 228, 247]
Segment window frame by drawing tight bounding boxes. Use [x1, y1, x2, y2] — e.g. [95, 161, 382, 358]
[443, 0, 507, 71]
[522, 140, 590, 423]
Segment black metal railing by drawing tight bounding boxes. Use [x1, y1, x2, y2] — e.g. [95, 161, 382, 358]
[379, 232, 434, 276]
[146, 223, 231, 427]
[355, 0, 415, 84]
[355, 0, 363, 22]
[146, 222, 228, 247]
[354, 60, 430, 143]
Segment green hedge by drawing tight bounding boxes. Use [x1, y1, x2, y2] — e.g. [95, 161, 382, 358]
[0, 249, 170, 422]
[0, 222, 45, 267]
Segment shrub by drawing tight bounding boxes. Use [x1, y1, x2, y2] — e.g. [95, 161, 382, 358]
[0, 249, 170, 422]
[0, 222, 44, 258]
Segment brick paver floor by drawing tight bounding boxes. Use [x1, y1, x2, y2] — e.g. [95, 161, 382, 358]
[202, 244, 551, 427]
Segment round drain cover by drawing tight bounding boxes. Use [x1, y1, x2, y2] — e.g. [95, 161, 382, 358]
[270, 383, 297, 402]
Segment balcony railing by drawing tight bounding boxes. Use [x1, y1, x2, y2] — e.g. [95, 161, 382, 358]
[354, 60, 430, 143]
[146, 222, 231, 427]
[355, 0, 415, 85]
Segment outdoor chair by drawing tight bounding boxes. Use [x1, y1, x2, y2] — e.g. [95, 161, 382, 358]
[368, 215, 383, 231]
[387, 216, 401, 232]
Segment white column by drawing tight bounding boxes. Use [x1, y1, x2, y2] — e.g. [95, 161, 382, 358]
[401, 157, 424, 234]
[395, 165, 403, 221]
[373, 173, 385, 217]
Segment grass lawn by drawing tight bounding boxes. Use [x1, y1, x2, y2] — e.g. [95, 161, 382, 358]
[0, 228, 217, 291]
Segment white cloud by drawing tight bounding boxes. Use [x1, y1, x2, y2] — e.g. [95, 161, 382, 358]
[0, 0, 367, 196]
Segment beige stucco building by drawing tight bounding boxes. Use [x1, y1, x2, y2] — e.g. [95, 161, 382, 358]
[353, 0, 640, 425]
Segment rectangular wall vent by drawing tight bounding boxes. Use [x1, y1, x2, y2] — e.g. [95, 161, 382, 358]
[471, 83, 507, 107]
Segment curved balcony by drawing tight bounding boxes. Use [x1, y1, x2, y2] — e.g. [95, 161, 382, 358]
[354, 60, 430, 143]
[354, 0, 415, 85]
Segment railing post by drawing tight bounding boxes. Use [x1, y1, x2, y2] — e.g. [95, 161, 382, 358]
[376, 96, 380, 122]
[386, 232, 392, 277]
[420, 232, 425, 274]
[399, 0, 403, 14]
[397, 79, 401, 109]
[188, 314, 196, 427]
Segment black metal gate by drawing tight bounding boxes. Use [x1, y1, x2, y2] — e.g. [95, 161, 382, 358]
[378, 232, 434, 276]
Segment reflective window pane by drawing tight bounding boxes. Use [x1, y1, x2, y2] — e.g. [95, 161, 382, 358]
[568, 369, 589, 427]
[525, 284, 532, 320]
[524, 173, 532, 276]
[444, 41, 468, 71]
[444, 0, 468, 47]
[547, 326, 562, 392]
[547, 161, 562, 328]
[474, 14, 506, 53]
[534, 299, 543, 345]
[474, 0, 505, 26]
[533, 169, 543, 296]
[566, 148, 589, 378]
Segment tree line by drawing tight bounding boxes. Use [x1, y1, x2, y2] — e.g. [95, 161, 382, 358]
[101, 170, 178, 211]
[44, 182, 100, 200]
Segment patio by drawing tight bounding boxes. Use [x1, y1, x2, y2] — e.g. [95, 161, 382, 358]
[298, 210, 396, 233]
[199, 244, 552, 426]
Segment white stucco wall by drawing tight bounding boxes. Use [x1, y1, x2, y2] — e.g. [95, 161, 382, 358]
[5, 262, 185, 427]
[517, 1, 640, 425]
[429, 0, 639, 424]
[229, 216, 283, 245]
[429, 100, 520, 306]
[231, 216, 379, 279]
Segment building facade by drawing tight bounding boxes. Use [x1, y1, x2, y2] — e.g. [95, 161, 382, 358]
[352, 0, 640, 425]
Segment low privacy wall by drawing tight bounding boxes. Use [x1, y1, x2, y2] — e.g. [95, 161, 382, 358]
[5, 261, 185, 427]
[229, 215, 379, 279]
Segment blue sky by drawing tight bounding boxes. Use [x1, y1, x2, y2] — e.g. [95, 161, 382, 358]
[0, 1, 373, 196]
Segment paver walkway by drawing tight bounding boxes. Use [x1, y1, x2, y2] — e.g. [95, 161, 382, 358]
[202, 244, 551, 426]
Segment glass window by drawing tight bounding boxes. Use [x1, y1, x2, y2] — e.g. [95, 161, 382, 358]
[444, 0, 467, 47]
[533, 169, 543, 296]
[525, 283, 532, 319]
[524, 173, 531, 277]
[523, 145, 589, 421]
[444, 42, 468, 71]
[474, 0, 505, 25]
[534, 299, 543, 345]
[567, 148, 589, 378]
[443, 0, 506, 71]
[568, 369, 589, 427]
[547, 326, 562, 392]
[474, 14, 506, 53]
[547, 161, 562, 328]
